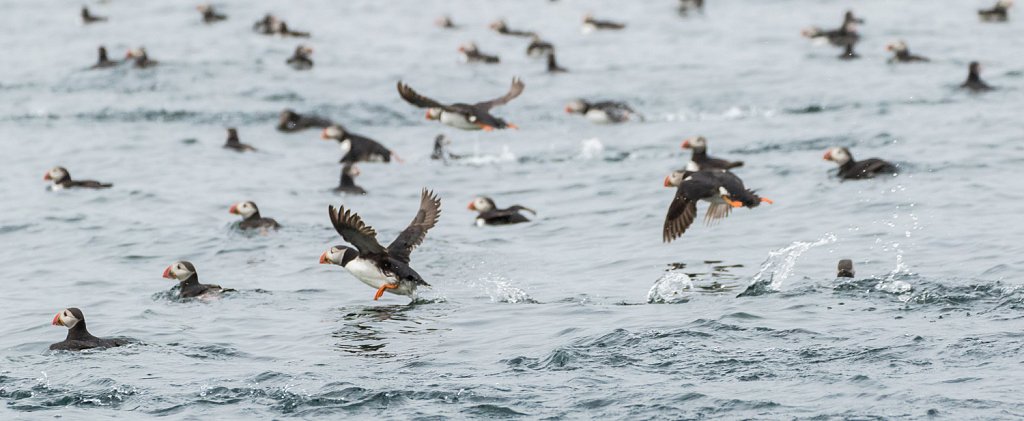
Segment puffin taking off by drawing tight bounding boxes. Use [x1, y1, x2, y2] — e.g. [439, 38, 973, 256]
[321, 125, 399, 163]
[197, 4, 227, 23]
[81, 6, 107, 24]
[277, 109, 334, 132]
[662, 169, 772, 242]
[126, 48, 157, 68]
[229, 201, 281, 230]
[681, 136, 743, 171]
[91, 46, 118, 69]
[823, 147, 898, 180]
[162, 261, 234, 298]
[582, 14, 626, 33]
[490, 19, 536, 37]
[979, 0, 1013, 22]
[961, 61, 993, 91]
[468, 196, 536, 226]
[44, 166, 112, 190]
[286, 45, 313, 70]
[837, 259, 855, 278]
[565, 99, 638, 123]
[335, 163, 367, 195]
[319, 189, 441, 300]
[223, 128, 256, 152]
[458, 42, 500, 64]
[397, 77, 525, 131]
[50, 308, 131, 351]
[886, 41, 929, 63]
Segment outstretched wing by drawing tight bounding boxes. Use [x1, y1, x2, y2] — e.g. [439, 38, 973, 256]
[388, 189, 442, 264]
[473, 77, 525, 110]
[663, 178, 716, 243]
[328, 205, 387, 256]
[397, 81, 449, 109]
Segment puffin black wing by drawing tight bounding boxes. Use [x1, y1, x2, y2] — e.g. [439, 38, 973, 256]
[329, 205, 387, 257]
[397, 82, 450, 110]
[473, 77, 525, 110]
[663, 175, 717, 243]
[388, 189, 442, 264]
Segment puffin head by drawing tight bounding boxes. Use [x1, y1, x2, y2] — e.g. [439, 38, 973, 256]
[564, 99, 587, 114]
[163, 260, 197, 281]
[425, 108, 442, 121]
[489, 20, 507, 31]
[125, 47, 147, 60]
[663, 170, 687, 188]
[969, 61, 982, 75]
[319, 245, 357, 266]
[294, 45, 313, 57]
[52, 307, 84, 328]
[321, 125, 346, 140]
[886, 41, 907, 53]
[458, 42, 478, 53]
[229, 201, 259, 219]
[44, 166, 70, 183]
[197, 4, 211, 13]
[468, 196, 496, 212]
[680, 136, 707, 151]
[823, 146, 852, 165]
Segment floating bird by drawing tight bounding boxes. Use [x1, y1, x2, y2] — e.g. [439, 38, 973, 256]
[886, 41, 929, 63]
[321, 125, 399, 163]
[50, 308, 131, 351]
[126, 47, 157, 68]
[277, 109, 334, 133]
[490, 19, 536, 37]
[223, 128, 256, 152]
[823, 147, 898, 180]
[253, 14, 277, 34]
[526, 35, 555, 57]
[582, 14, 626, 33]
[229, 201, 281, 230]
[837, 259, 855, 278]
[565, 99, 638, 123]
[979, 0, 1012, 22]
[397, 77, 525, 131]
[436, 15, 456, 29]
[91, 46, 118, 69]
[801, 23, 859, 47]
[197, 4, 226, 23]
[681, 136, 743, 171]
[319, 189, 441, 300]
[335, 163, 367, 195]
[678, 0, 705, 16]
[81, 6, 107, 24]
[468, 196, 536, 226]
[274, 21, 310, 37]
[162, 261, 234, 298]
[431, 134, 462, 162]
[286, 45, 313, 70]
[458, 42, 500, 64]
[662, 169, 772, 242]
[547, 52, 568, 73]
[961, 61, 993, 91]
[44, 166, 111, 190]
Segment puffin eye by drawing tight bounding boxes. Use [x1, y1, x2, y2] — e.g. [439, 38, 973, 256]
[468, 116, 477, 122]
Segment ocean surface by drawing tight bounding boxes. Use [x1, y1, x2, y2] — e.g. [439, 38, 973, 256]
[2, 0, 1023, 419]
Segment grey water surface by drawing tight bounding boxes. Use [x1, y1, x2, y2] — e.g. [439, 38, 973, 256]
[1, 0, 1023, 419]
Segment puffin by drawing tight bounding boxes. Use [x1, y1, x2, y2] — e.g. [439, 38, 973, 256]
[837, 259, 855, 278]
[436, 15, 456, 29]
[321, 125, 399, 164]
[229, 201, 281, 230]
[273, 21, 310, 37]
[81, 6, 107, 24]
[126, 48, 157, 68]
[286, 45, 313, 70]
[397, 77, 524, 131]
[838, 44, 859, 60]
[547, 52, 568, 73]
[335, 163, 367, 195]
[582, 14, 626, 33]
[319, 189, 441, 301]
[678, 0, 705, 16]
[162, 260, 234, 298]
[886, 41, 929, 63]
[979, 0, 1013, 22]
[681, 136, 743, 171]
[801, 23, 859, 47]
[823, 147, 898, 180]
[223, 128, 256, 152]
[468, 196, 536, 226]
[91, 46, 118, 69]
[49, 308, 131, 351]
[565, 99, 637, 124]
[961, 61, 993, 92]
[431, 134, 462, 162]
[842, 10, 865, 26]
[253, 14, 277, 34]
[197, 4, 226, 23]
[44, 166, 112, 190]
[277, 109, 334, 132]
[527, 36, 555, 57]
[458, 42, 500, 64]
[490, 19, 536, 37]
[662, 169, 772, 242]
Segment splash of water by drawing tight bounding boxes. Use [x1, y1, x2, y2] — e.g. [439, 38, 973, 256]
[469, 276, 536, 304]
[578, 138, 604, 160]
[738, 233, 838, 297]
[647, 272, 694, 304]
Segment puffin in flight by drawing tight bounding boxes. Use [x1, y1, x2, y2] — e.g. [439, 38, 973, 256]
[681, 136, 743, 171]
[468, 196, 536, 226]
[229, 201, 281, 230]
[662, 169, 772, 242]
[823, 147, 898, 180]
[397, 77, 525, 131]
[50, 308, 131, 351]
[44, 166, 112, 190]
[162, 261, 234, 298]
[319, 189, 441, 301]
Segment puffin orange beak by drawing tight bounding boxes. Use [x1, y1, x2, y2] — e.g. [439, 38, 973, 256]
[424, 110, 432, 120]
[229, 204, 238, 214]
[43, 172, 51, 180]
[467, 202, 476, 210]
[162, 266, 172, 279]
[506, 123, 519, 130]
[320, 129, 329, 140]
[663, 176, 672, 187]
[52, 313, 62, 326]
[564, 106, 572, 113]
[318, 251, 329, 264]
[681, 139, 691, 149]
[457, 46, 465, 52]
[823, 151, 832, 160]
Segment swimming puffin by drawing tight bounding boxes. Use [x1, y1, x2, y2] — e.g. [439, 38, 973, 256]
[50, 308, 131, 351]
[837, 259, 855, 278]
[229, 201, 281, 230]
[823, 147, 898, 180]
[44, 166, 112, 190]
[277, 109, 334, 132]
[319, 189, 441, 301]
[335, 163, 367, 195]
[801, 22, 859, 47]
[457, 42, 500, 64]
[526, 35, 555, 57]
[253, 14, 277, 34]
[162, 261, 234, 298]
[961, 61, 993, 92]
[397, 77, 524, 131]
[286, 45, 313, 70]
[678, 0, 704, 16]
[273, 21, 310, 37]
[436, 15, 456, 29]
[81, 6, 107, 24]
[431, 134, 462, 162]
[838, 44, 859, 60]
[321, 125, 399, 164]
[91, 46, 118, 69]
[197, 4, 226, 23]
[979, 0, 1013, 22]
[223, 128, 256, 152]
[886, 41, 929, 63]
[468, 196, 536, 226]
[547, 52, 568, 73]
[582, 14, 626, 33]
[125, 47, 157, 68]
[662, 169, 772, 242]
[490, 19, 536, 37]
[681, 136, 743, 171]
[565, 99, 638, 124]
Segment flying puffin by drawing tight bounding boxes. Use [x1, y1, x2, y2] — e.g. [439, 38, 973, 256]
[81, 6, 107, 24]
[125, 47, 157, 68]
[319, 189, 441, 301]
[335, 163, 367, 195]
[823, 147, 898, 180]
[286, 45, 313, 70]
[229, 201, 281, 230]
[197, 4, 226, 23]
[91, 46, 118, 69]
[321, 125, 400, 163]
[490, 19, 536, 37]
[457, 42, 500, 64]
[979, 0, 1013, 22]
[162, 261, 234, 298]
[277, 109, 334, 133]
[961, 61, 993, 91]
[886, 41, 929, 63]
[662, 169, 772, 242]
[468, 196, 536, 226]
[44, 166, 112, 190]
[49, 308, 131, 351]
[565, 99, 638, 124]
[582, 14, 626, 33]
[680, 136, 743, 171]
[223, 128, 256, 152]
[397, 77, 524, 131]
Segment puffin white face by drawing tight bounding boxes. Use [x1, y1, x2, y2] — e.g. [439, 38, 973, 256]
[999, 0, 1013, 8]
[664, 170, 686, 187]
[197, 4, 211, 12]
[319, 246, 348, 266]
[230, 201, 258, 218]
[297, 45, 313, 56]
[126, 47, 146, 59]
[163, 261, 195, 281]
[426, 108, 442, 121]
[824, 147, 851, 165]
[44, 166, 68, 183]
[322, 125, 343, 140]
[565, 100, 586, 114]
[887, 41, 907, 53]
[681, 136, 706, 149]
[458, 42, 478, 53]
[52, 308, 80, 328]
[469, 196, 495, 212]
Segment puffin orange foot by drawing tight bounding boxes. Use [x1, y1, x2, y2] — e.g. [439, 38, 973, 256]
[374, 284, 398, 300]
[760, 197, 774, 204]
[479, 124, 495, 131]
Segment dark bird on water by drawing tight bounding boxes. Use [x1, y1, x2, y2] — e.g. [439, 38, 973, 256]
[50, 308, 132, 351]
[458, 42, 500, 64]
[44, 166, 112, 190]
[823, 147, 898, 180]
[582, 14, 626, 32]
[286, 45, 313, 70]
[468, 196, 536, 226]
[837, 259, 855, 278]
[162, 261, 235, 299]
[223, 128, 256, 152]
[335, 163, 367, 195]
[547, 52, 568, 73]
[321, 125, 400, 164]
[229, 201, 281, 230]
[979, 0, 1013, 22]
[680, 136, 743, 171]
[197, 4, 227, 23]
[565, 99, 638, 124]
[961, 61, 993, 92]
[886, 41, 929, 63]
[126, 47, 158, 68]
[91, 46, 118, 69]
[277, 109, 334, 133]
[81, 6, 107, 24]
[431, 134, 462, 162]
[490, 19, 536, 37]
